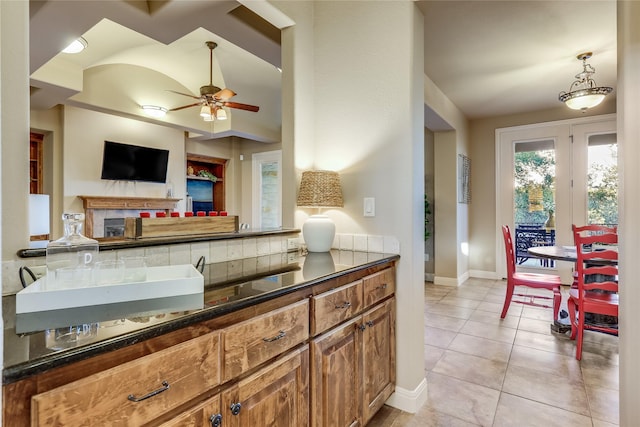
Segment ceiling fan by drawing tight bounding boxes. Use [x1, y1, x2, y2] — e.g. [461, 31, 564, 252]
[168, 41, 260, 120]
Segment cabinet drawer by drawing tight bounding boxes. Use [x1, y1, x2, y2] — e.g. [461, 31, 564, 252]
[311, 280, 364, 335]
[31, 332, 221, 426]
[158, 394, 221, 427]
[222, 299, 309, 382]
[363, 268, 395, 307]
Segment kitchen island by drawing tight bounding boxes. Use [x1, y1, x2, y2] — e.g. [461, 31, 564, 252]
[3, 250, 398, 426]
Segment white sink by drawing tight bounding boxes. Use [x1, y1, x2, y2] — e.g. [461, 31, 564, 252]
[16, 264, 203, 314]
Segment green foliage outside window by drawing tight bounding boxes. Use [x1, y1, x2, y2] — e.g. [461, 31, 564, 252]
[425, 194, 432, 241]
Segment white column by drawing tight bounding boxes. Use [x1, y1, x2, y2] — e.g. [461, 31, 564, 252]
[617, 1, 640, 424]
[274, 0, 427, 411]
[1, 0, 30, 258]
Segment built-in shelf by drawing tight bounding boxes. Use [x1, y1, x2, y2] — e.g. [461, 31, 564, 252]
[186, 175, 223, 182]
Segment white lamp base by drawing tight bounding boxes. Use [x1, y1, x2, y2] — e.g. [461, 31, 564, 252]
[302, 214, 335, 252]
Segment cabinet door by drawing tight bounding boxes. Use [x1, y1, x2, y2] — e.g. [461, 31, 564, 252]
[222, 345, 309, 427]
[310, 317, 362, 427]
[361, 298, 396, 424]
[159, 394, 222, 427]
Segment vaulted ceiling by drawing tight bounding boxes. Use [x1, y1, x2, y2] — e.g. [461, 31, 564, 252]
[29, 1, 617, 139]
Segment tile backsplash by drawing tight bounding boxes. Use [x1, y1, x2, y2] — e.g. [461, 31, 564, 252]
[4, 232, 400, 296]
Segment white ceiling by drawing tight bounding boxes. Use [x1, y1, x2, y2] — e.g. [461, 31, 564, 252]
[29, 1, 617, 139]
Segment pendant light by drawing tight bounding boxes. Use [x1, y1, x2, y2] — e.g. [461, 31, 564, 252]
[558, 52, 612, 111]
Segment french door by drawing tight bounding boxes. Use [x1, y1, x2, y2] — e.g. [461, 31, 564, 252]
[496, 115, 617, 284]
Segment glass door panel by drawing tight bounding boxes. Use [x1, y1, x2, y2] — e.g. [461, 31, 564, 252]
[513, 140, 556, 268]
[587, 134, 618, 226]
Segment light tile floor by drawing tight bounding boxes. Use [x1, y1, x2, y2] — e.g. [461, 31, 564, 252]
[369, 278, 619, 426]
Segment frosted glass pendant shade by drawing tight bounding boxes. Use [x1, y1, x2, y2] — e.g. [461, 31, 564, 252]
[302, 214, 335, 252]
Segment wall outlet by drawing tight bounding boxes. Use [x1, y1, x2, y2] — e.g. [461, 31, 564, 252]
[424, 253, 429, 262]
[287, 238, 299, 251]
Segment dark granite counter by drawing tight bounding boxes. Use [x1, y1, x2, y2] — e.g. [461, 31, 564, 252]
[17, 227, 300, 258]
[3, 250, 398, 384]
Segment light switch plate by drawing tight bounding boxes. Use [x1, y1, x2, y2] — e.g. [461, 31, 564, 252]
[364, 197, 375, 217]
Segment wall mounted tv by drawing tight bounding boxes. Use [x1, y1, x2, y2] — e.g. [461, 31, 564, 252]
[100, 140, 169, 183]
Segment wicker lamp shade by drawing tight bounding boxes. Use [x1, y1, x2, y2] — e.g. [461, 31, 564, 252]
[296, 171, 344, 208]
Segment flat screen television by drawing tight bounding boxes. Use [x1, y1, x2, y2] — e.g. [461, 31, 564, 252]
[100, 140, 169, 183]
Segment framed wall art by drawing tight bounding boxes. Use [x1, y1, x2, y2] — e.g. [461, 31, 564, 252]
[458, 154, 471, 204]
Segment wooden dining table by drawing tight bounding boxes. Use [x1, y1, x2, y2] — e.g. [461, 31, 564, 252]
[527, 245, 618, 333]
[528, 245, 618, 264]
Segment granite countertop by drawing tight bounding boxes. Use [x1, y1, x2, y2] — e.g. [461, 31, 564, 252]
[3, 250, 398, 384]
[17, 227, 301, 258]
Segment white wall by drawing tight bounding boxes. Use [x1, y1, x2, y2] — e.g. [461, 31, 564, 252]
[0, 1, 30, 421]
[30, 106, 186, 234]
[275, 0, 427, 412]
[617, 1, 640, 423]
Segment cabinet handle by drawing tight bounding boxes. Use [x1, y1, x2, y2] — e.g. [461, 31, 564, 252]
[263, 330, 286, 342]
[230, 402, 242, 415]
[366, 320, 374, 327]
[127, 381, 169, 402]
[335, 301, 352, 309]
[210, 413, 223, 427]
[375, 284, 387, 290]
[359, 324, 367, 331]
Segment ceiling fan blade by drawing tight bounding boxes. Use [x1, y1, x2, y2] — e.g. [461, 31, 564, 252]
[167, 89, 201, 100]
[169, 102, 201, 112]
[223, 101, 260, 112]
[214, 88, 237, 100]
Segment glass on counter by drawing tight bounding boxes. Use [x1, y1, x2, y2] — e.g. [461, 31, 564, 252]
[46, 213, 99, 288]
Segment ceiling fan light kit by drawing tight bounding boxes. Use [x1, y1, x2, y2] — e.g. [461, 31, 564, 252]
[169, 41, 259, 121]
[141, 105, 167, 118]
[558, 52, 613, 111]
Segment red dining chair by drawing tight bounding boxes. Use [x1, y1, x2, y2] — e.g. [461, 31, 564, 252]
[501, 225, 562, 319]
[568, 224, 618, 360]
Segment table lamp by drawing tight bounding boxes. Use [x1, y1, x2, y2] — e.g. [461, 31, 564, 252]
[296, 170, 344, 252]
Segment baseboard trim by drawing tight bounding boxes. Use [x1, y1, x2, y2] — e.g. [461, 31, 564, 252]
[433, 270, 469, 287]
[469, 269, 501, 280]
[384, 378, 428, 414]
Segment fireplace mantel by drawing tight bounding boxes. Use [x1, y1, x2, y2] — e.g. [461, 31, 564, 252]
[79, 196, 181, 238]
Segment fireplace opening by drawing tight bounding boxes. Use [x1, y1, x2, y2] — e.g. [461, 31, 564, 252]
[104, 218, 125, 237]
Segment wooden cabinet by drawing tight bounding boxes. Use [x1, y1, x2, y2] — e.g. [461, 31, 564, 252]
[3, 261, 396, 427]
[310, 318, 362, 427]
[222, 299, 309, 382]
[361, 298, 396, 424]
[186, 154, 227, 212]
[159, 394, 222, 427]
[310, 280, 364, 336]
[310, 268, 396, 427]
[29, 132, 43, 194]
[31, 332, 220, 426]
[222, 345, 309, 427]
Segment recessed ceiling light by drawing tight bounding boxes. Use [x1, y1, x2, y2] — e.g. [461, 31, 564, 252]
[62, 37, 88, 54]
[141, 105, 167, 118]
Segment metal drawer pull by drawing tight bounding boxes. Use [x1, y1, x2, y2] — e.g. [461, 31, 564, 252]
[366, 320, 374, 327]
[210, 413, 223, 427]
[263, 330, 286, 342]
[335, 301, 352, 309]
[375, 284, 387, 290]
[230, 402, 242, 415]
[127, 381, 170, 402]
